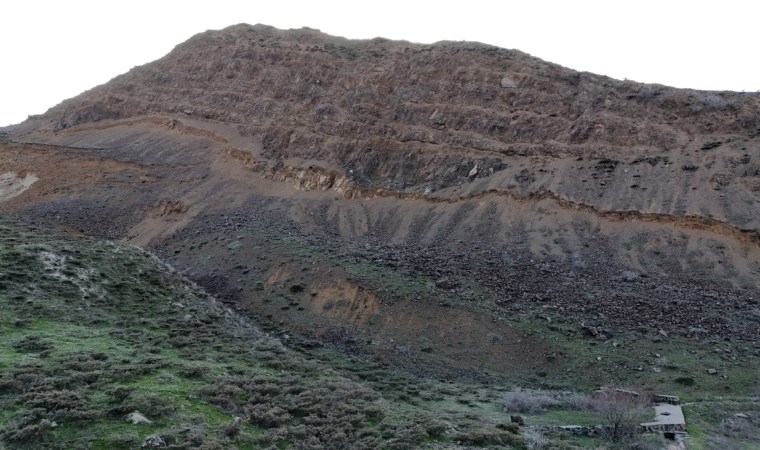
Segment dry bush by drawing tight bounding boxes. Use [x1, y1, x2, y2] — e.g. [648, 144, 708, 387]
[0, 418, 56, 444]
[706, 434, 742, 450]
[502, 390, 560, 414]
[109, 392, 176, 418]
[522, 427, 550, 450]
[720, 414, 760, 440]
[564, 392, 597, 411]
[590, 389, 650, 441]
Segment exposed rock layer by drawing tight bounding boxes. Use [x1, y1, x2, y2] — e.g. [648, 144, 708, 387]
[2, 24, 760, 384]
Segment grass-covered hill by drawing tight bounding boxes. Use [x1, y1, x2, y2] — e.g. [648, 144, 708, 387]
[0, 221, 532, 449]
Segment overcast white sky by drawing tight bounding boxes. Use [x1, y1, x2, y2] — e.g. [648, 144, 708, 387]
[2, 0, 759, 126]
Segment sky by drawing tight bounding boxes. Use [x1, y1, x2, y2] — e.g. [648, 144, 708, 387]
[2, 0, 759, 126]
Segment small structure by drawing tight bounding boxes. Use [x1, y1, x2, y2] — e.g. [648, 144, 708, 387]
[641, 395, 686, 433]
[536, 392, 687, 438]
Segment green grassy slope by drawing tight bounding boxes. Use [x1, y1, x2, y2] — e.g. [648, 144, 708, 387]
[0, 222, 527, 449]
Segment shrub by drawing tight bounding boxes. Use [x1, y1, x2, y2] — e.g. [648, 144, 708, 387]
[221, 417, 242, 438]
[522, 428, 549, 450]
[103, 431, 139, 448]
[180, 365, 209, 379]
[452, 429, 524, 447]
[590, 388, 649, 441]
[0, 377, 21, 395]
[105, 386, 134, 403]
[111, 392, 176, 418]
[246, 404, 292, 429]
[705, 434, 742, 450]
[12, 335, 54, 353]
[721, 414, 760, 440]
[19, 389, 88, 415]
[502, 390, 561, 414]
[0, 418, 56, 444]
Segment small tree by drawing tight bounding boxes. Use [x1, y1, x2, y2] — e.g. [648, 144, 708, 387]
[591, 388, 650, 441]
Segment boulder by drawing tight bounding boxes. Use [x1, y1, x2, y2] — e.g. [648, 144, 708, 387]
[141, 435, 166, 448]
[127, 411, 152, 425]
[500, 76, 517, 88]
[435, 278, 455, 289]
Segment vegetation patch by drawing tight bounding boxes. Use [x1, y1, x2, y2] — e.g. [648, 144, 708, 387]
[0, 222, 531, 449]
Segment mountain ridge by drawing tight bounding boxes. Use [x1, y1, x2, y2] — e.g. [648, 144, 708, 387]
[14, 24, 760, 223]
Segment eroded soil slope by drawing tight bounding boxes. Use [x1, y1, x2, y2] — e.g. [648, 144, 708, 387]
[1, 24, 759, 391]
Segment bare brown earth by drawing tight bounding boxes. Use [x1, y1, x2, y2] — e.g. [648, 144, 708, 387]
[1, 24, 759, 390]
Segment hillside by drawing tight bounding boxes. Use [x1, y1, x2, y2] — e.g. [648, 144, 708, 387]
[1, 23, 760, 448]
[0, 221, 540, 449]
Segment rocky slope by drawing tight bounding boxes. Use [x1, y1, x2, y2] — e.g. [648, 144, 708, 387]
[1, 24, 759, 395]
[14, 24, 760, 227]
